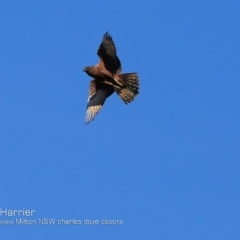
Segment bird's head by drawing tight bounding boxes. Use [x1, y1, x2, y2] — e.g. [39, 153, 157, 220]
[83, 66, 96, 78]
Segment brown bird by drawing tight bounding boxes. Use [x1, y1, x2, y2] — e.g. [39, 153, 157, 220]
[83, 32, 139, 123]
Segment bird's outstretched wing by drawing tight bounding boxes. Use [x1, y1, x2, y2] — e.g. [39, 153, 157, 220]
[97, 32, 122, 74]
[85, 80, 114, 123]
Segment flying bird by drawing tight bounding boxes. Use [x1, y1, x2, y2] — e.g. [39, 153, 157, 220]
[83, 32, 140, 123]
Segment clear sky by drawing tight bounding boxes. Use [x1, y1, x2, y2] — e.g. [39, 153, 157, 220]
[1, 0, 240, 239]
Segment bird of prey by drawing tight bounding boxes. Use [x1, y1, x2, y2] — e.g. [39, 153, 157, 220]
[83, 32, 140, 123]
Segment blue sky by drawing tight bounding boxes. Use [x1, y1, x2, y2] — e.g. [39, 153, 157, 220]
[0, 0, 240, 239]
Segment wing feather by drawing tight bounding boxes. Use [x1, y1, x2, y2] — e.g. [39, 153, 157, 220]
[85, 80, 114, 123]
[97, 32, 122, 74]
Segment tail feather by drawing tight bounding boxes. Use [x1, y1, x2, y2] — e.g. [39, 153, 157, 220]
[114, 73, 139, 104]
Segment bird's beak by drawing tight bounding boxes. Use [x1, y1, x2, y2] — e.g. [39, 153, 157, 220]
[83, 68, 86, 72]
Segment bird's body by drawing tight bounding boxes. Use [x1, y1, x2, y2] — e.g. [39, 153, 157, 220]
[83, 32, 139, 123]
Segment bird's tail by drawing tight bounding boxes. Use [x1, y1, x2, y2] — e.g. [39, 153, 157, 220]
[114, 73, 139, 104]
